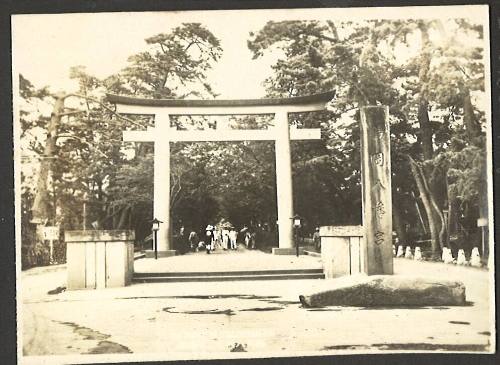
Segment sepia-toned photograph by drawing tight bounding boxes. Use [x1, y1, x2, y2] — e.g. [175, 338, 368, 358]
[12, 4, 495, 364]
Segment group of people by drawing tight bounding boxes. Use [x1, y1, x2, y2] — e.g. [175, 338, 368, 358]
[187, 224, 256, 254]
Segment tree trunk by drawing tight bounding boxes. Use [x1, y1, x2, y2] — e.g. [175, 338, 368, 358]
[417, 99, 434, 160]
[392, 203, 408, 247]
[463, 88, 481, 142]
[417, 22, 434, 161]
[410, 22, 448, 258]
[31, 94, 65, 225]
[112, 206, 118, 229]
[116, 206, 131, 229]
[418, 160, 446, 252]
[445, 175, 458, 249]
[408, 156, 442, 258]
[478, 155, 489, 257]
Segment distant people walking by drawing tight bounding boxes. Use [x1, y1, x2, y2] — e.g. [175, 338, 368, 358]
[229, 228, 238, 250]
[198, 241, 205, 252]
[222, 228, 230, 250]
[213, 228, 221, 249]
[240, 225, 249, 247]
[188, 231, 198, 252]
[250, 231, 256, 249]
[244, 229, 256, 249]
[178, 226, 187, 254]
[313, 227, 321, 252]
[244, 231, 250, 248]
[205, 225, 214, 254]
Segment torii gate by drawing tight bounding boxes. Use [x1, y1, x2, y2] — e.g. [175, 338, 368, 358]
[107, 91, 334, 256]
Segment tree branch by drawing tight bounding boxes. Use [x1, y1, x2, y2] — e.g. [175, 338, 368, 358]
[55, 134, 109, 158]
[63, 93, 144, 128]
[57, 110, 86, 117]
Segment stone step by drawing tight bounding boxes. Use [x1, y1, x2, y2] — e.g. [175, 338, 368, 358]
[304, 250, 321, 257]
[132, 272, 325, 283]
[134, 252, 146, 260]
[134, 268, 323, 278]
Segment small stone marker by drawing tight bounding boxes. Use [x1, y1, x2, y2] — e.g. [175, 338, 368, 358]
[477, 217, 488, 227]
[470, 247, 481, 267]
[299, 276, 466, 307]
[457, 249, 467, 265]
[396, 245, 404, 258]
[404, 246, 413, 259]
[414, 246, 423, 261]
[443, 248, 455, 264]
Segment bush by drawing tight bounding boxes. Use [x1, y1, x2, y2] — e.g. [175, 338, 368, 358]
[22, 241, 50, 269]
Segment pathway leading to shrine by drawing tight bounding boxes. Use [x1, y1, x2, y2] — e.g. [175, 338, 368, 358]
[134, 245, 323, 274]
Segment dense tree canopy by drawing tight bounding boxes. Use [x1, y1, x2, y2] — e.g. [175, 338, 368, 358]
[247, 18, 487, 257]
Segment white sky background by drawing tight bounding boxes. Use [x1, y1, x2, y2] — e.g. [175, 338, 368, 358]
[12, 5, 490, 100]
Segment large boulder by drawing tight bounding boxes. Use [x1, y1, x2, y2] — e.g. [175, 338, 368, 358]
[299, 275, 466, 307]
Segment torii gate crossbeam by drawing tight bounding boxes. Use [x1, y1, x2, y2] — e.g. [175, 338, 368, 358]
[108, 91, 335, 256]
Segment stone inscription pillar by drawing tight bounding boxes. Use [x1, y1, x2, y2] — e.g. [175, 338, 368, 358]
[360, 106, 393, 275]
[154, 113, 172, 253]
[274, 110, 294, 249]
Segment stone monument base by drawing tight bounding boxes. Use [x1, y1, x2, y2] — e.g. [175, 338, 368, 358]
[145, 250, 177, 258]
[299, 275, 466, 307]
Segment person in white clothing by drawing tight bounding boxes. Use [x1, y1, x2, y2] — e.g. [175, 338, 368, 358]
[229, 228, 238, 250]
[222, 228, 230, 250]
[213, 228, 220, 249]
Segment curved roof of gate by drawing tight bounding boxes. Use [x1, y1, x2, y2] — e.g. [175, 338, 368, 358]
[106, 90, 335, 108]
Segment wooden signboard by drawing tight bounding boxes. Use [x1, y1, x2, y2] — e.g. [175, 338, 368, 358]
[43, 226, 60, 240]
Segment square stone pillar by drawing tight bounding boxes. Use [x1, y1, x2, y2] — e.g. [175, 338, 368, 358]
[65, 230, 135, 290]
[319, 226, 364, 278]
[360, 106, 393, 275]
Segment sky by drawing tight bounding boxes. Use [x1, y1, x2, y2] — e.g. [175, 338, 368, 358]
[11, 5, 489, 100]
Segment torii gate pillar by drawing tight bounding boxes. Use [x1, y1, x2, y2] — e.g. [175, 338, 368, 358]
[273, 111, 295, 254]
[154, 112, 173, 256]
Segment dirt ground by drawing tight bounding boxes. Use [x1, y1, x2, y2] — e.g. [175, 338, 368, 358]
[20, 256, 494, 363]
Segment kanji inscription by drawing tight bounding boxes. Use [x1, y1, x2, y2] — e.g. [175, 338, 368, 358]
[360, 106, 393, 275]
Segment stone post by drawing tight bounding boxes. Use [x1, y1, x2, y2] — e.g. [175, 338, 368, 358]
[272, 110, 295, 254]
[360, 106, 393, 275]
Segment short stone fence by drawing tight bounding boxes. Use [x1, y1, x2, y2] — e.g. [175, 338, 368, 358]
[65, 230, 135, 290]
